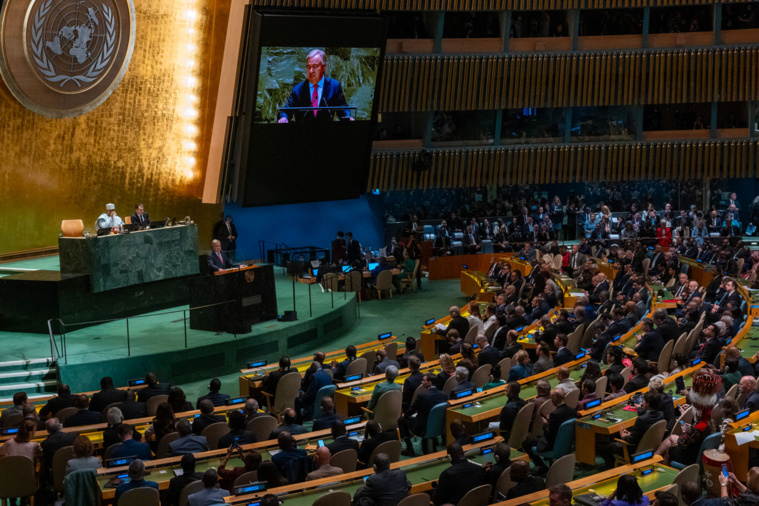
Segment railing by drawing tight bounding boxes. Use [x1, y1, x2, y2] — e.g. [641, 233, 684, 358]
[46, 300, 236, 364]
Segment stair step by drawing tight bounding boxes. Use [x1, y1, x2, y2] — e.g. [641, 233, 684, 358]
[0, 369, 56, 385]
[0, 358, 55, 373]
[0, 380, 58, 397]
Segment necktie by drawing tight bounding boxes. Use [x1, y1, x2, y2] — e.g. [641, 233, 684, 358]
[218, 252, 223, 266]
[311, 85, 319, 117]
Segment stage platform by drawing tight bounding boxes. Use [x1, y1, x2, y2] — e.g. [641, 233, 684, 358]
[0, 256, 465, 397]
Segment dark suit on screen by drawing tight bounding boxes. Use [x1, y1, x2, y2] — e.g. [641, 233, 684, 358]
[279, 77, 350, 122]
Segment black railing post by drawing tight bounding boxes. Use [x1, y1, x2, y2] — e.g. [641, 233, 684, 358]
[184, 310, 188, 348]
[308, 283, 312, 317]
[126, 318, 131, 357]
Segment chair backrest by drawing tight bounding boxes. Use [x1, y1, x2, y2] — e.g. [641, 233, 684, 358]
[146, 395, 169, 417]
[507, 403, 534, 450]
[595, 376, 608, 401]
[496, 357, 511, 380]
[725, 383, 739, 401]
[424, 402, 450, 440]
[442, 376, 458, 396]
[178, 480, 204, 506]
[52, 445, 76, 492]
[313, 490, 352, 506]
[323, 273, 339, 292]
[566, 325, 584, 354]
[642, 258, 651, 276]
[358, 350, 377, 377]
[672, 407, 693, 437]
[373, 389, 402, 431]
[471, 364, 492, 389]
[563, 388, 581, 410]
[620, 366, 631, 387]
[201, 421, 231, 450]
[398, 493, 433, 506]
[636, 419, 668, 455]
[376, 270, 393, 290]
[0, 455, 38, 499]
[553, 254, 563, 271]
[0, 413, 23, 428]
[55, 406, 80, 425]
[458, 484, 492, 506]
[494, 466, 515, 501]
[156, 431, 180, 458]
[581, 321, 600, 350]
[464, 325, 479, 345]
[369, 440, 402, 465]
[673, 463, 699, 506]
[117, 486, 160, 506]
[657, 339, 675, 372]
[410, 384, 427, 407]
[548, 418, 576, 457]
[103, 442, 123, 462]
[484, 323, 498, 341]
[233, 471, 259, 488]
[247, 415, 278, 443]
[330, 449, 358, 474]
[684, 332, 700, 356]
[384, 342, 398, 361]
[346, 271, 362, 293]
[531, 400, 557, 438]
[545, 453, 576, 488]
[312, 385, 338, 420]
[273, 371, 302, 413]
[345, 358, 367, 379]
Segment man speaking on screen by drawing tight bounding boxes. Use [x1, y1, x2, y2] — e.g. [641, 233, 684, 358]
[277, 49, 355, 123]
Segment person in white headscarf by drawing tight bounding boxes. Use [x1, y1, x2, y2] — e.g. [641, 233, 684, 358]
[96, 203, 124, 231]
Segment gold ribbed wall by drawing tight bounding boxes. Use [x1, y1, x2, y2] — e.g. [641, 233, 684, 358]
[378, 47, 759, 111]
[249, 0, 754, 11]
[0, 0, 231, 255]
[368, 140, 758, 191]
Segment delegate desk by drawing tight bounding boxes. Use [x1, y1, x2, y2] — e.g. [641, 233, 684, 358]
[574, 364, 702, 465]
[59, 224, 200, 293]
[189, 263, 277, 334]
[504, 255, 533, 276]
[237, 337, 399, 397]
[225, 438, 526, 505]
[461, 270, 500, 302]
[724, 408, 759, 482]
[678, 256, 716, 288]
[495, 456, 676, 506]
[737, 281, 759, 318]
[97, 420, 370, 500]
[445, 355, 592, 443]
[649, 284, 678, 311]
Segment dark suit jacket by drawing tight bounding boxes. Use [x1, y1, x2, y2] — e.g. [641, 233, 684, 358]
[89, 387, 128, 414]
[112, 438, 153, 461]
[624, 374, 650, 394]
[402, 371, 424, 408]
[207, 251, 233, 272]
[432, 460, 487, 505]
[657, 318, 680, 343]
[346, 239, 362, 264]
[353, 469, 411, 506]
[539, 403, 574, 451]
[698, 337, 723, 366]
[131, 212, 150, 229]
[39, 394, 77, 419]
[279, 77, 350, 122]
[499, 397, 527, 435]
[218, 429, 257, 450]
[119, 400, 148, 420]
[196, 391, 231, 409]
[446, 315, 470, 339]
[745, 391, 759, 413]
[41, 431, 77, 472]
[506, 476, 546, 500]
[192, 413, 226, 435]
[553, 347, 574, 367]
[64, 409, 104, 428]
[478, 346, 502, 368]
[405, 386, 448, 435]
[312, 412, 341, 432]
[325, 435, 359, 457]
[167, 472, 203, 506]
[357, 430, 397, 467]
[137, 383, 171, 403]
[635, 331, 665, 362]
[623, 410, 665, 452]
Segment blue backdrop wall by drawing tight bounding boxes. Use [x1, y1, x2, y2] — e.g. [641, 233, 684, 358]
[224, 194, 387, 261]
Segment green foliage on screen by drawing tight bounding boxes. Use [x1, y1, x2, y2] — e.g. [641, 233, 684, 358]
[256, 46, 380, 123]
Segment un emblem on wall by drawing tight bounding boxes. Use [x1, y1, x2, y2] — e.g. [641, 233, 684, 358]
[0, 0, 135, 117]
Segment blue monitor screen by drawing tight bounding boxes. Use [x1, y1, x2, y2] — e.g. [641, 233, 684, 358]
[236, 482, 266, 495]
[226, 398, 245, 405]
[248, 360, 267, 368]
[472, 432, 494, 443]
[344, 416, 361, 425]
[691, 358, 701, 366]
[378, 332, 391, 340]
[342, 266, 352, 273]
[345, 374, 362, 382]
[736, 409, 749, 421]
[368, 262, 378, 271]
[632, 450, 654, 463]
[128, 379, 145, 386]
[425, 318, 435, 325]
[454, 389, 473, 399]
[585, 399, 601, 409]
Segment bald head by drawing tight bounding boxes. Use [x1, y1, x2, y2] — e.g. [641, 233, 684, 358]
[449, 306, 460, 317]
[315, 446, 331, 466]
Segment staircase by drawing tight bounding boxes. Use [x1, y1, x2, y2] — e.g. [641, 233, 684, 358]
[0, 358, 58, 402]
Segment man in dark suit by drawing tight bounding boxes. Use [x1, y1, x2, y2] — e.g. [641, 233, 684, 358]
[262, 356, 292, 401]
[295, 361, 333, 423]
[112, 423, 153, 461]
[168, 420, 208, 457]
[449, 367, 474, 400]
[401, 356, 424, 410]
[522, 390, 575, 474]
[90, 377, 127, 414]
[137, 372, 171, 403]
[207, 239, 234, 272]
[312, 397, 342, 432]
[331, 345, 357, 381]
[331, 232, 346, 265]
[600, 391, 665, 468]
[38, 385, 76, 420]
[119, 390, 148, 420]
[499, 382, 527, 440]
[476, 335, 501, 368]
[325, 420, 360, 457]
[130, 203, 150, 229]
[196, 378, 231, 408]
[711, 280, 741, 315]
[653, 310, 680, 343]
[696, 324, 723, 366]
[166, 454, 203, 506]
[434, 306, 470, 341]
[357, 420, 396, 469]
[353, 453, 411, 506]
[64, 395, 103, 428]
[192, 400, 226, 435]
[345, 232, 362, 265]
[552, 334, 573, 367]
[40, 418, 76, 480]
[624, 359, 651, 394]
[505, 460, 546, 500]
[269, 408, 307, 438]
[398, 373, 448, 457]
[216, 215, 237, 254]
[432, 442, 487, 505]
[278, 50, 352, 123]
[271, 432, 308, 475]
[634, 318, 665, 362]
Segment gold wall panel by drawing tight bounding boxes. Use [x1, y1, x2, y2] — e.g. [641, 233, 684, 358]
[0, 0, 231, 255]
[368, 141, 759, 192]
